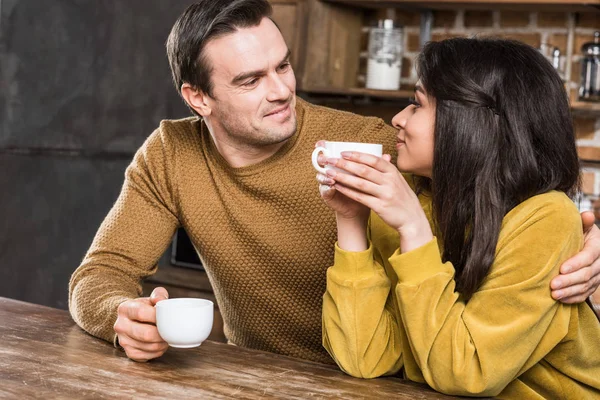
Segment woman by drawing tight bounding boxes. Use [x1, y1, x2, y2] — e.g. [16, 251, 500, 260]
[317, 38, 600, 398]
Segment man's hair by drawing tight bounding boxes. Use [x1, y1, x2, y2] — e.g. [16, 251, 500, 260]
[166, 0, 273, 99]
[415, 37, 580, 300]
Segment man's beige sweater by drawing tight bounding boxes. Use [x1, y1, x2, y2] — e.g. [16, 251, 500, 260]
[68, 98, 396, 364]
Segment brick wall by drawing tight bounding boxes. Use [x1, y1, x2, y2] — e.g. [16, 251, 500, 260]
[360, 9, 600, 215]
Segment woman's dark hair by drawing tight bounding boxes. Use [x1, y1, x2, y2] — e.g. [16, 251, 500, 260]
[415, 37, 580, 300]
[166, 0, 273, 99]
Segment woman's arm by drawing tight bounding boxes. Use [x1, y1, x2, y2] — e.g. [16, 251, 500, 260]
[317, 149, 404, 377]
[322, 240, 404, 378]
[389, 194, 584, 397]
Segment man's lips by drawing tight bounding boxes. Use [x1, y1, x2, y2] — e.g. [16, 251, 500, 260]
[265, 103, 290, 117]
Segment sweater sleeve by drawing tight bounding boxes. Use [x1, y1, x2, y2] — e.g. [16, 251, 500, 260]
[322, 241, 404, 378]
[68, 126, 179, 345]
[390, 196, 582, 397]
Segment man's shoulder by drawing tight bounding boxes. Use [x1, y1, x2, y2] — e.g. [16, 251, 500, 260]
[296, 97, 395, 144]
[157, 116, 201, 138]
[131, 116, 203, 164]
[298, 97, 387, 126]
[141, 116, 202, 149]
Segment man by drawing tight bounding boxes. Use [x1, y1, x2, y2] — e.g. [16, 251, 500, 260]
[69, 0, 600, 363]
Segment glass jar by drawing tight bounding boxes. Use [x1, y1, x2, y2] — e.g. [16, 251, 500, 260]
[579, 31, 600, 102]
[366, 20, 403, 91]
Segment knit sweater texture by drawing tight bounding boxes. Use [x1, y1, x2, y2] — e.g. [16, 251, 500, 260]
[68, 97, 396, 364]
[323, 190, 600, 398]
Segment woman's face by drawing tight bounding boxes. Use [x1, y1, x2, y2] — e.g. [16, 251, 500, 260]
[391, 81, 436, 178]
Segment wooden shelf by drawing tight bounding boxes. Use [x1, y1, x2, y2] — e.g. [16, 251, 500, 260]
[301, 86, 414, 100]
[302, 88, 600, 116]
[572, 101, 600, 117]
[320, 0, 600, 12]
[578, 146, 600, 162]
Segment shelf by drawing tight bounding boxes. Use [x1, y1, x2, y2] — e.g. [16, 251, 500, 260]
[301, 86, 414, 100]
[302, 87, 600, 116]
[578, 146, 600, 162]
[572, 101, 600, 117]
[320, 0, 600, 12]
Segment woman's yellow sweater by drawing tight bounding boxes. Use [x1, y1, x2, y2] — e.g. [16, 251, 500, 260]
[322, 191, 600, 398]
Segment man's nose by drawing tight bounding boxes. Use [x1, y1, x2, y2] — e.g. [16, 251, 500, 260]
[266, 73, 291, 102]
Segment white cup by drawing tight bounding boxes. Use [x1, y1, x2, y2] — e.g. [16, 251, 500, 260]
[312, 141, 383, 174]
[155, 298, 214, 348]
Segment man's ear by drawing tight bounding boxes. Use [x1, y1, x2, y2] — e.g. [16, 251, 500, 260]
[181, 83, 212, 117]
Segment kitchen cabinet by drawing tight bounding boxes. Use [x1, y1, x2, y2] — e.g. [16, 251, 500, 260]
[293, 0, 600, 115]
[321, 0, 600, 12]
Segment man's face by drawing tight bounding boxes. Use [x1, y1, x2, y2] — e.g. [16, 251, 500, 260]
[203, 18, 297, 150]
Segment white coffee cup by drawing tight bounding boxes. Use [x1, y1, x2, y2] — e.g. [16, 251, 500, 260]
[312, 141, 383, 174]
[155, 298, 214, 348]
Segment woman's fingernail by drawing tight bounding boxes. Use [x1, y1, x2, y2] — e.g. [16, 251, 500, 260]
[340, 151, 352, 158]
[326, 169, 337, 177]
[554, 290, 563, 299]
[553, 278, 563, 288]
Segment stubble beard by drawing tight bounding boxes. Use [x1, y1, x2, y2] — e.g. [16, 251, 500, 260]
[220, 110, 298, 148]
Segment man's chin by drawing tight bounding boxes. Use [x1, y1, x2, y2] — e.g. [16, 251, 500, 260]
[266, 118, 297, 141]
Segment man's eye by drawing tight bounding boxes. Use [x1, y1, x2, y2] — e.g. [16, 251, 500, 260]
[278, 62, 291, 72]
[244, 78, 259, 86]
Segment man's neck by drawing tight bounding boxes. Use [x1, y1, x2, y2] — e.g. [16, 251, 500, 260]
[212, 137, 288, 168]
[202, 121, 288, 168]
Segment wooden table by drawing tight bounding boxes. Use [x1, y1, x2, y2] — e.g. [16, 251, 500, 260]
[0, 297, 462, 399]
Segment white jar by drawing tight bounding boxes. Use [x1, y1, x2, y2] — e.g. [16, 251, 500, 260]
[366, 20, 403, 91]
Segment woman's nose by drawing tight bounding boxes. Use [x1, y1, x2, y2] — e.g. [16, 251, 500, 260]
[391, 106, 410, 129]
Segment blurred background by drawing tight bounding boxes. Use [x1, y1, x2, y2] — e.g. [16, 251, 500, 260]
[1, 1, 599, 342]
[0, 0, 192, 310]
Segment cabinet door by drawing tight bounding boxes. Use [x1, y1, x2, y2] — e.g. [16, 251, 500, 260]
[294, 0, 363, 90]
[270, 0, 308, 89]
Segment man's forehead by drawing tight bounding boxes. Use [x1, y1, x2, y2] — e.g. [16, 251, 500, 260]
[204, 19, 287, 79]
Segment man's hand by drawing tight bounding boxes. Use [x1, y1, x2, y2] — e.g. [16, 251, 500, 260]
[551, 211, 600, 304]
[114, 287, 169, 362]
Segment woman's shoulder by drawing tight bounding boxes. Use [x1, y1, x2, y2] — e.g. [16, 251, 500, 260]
[499, 191, 582, 245]
[506, 191, 580, 225]
[488, 191, 583, 286]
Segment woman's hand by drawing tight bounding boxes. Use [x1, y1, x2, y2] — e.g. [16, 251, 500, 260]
[315, 141, 371, 251]
[315, 142, 370, 221]
[325, 151, 433, 253]
[317, 170, 370, 220]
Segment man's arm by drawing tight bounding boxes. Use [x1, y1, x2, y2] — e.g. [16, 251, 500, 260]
[551, 211, 600, 311]
[69, 128, 179, 351]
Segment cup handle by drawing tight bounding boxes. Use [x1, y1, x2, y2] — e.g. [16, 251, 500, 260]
[312, 147, 329, 174]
